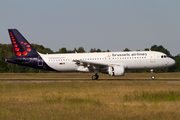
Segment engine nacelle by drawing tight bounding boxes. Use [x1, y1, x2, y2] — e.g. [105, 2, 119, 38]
[108, 66, 125, 76]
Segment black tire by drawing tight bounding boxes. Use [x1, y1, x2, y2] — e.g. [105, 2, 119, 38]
[92, 75, 97, 80]
[96, 75, 99, 80]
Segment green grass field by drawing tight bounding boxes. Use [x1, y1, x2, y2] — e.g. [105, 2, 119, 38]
[0, 73, 180, 120]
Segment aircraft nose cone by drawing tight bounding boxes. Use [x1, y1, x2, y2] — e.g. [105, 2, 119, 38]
[169, 58, 176, 66]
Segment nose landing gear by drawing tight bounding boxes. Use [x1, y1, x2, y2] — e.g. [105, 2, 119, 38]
[151, 69, 155, 80]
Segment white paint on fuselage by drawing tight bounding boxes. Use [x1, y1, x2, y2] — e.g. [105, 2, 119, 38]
[39, 51, 175, 72]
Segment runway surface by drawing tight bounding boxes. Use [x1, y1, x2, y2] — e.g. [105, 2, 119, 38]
[1, 79, 180, 82]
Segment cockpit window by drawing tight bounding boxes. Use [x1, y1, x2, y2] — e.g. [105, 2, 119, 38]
[161, 55, 168, 58]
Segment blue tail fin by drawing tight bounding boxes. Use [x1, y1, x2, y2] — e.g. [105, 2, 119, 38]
[8, 29, 38, 57]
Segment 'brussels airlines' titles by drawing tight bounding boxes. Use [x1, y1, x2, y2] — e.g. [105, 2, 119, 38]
[112, 53, 147, 57]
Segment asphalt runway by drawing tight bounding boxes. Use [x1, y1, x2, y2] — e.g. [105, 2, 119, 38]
[1, 79, 180, 82]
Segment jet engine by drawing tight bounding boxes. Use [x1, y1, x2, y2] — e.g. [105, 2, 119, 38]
[108, 66, 125, 76]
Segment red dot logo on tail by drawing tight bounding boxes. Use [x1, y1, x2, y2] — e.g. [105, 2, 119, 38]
[15, 48, 20, 51]
[23, 51, 28, 55]
[10, 32, 12, 36]
[14, 44, 18, 47]
[16, 52, 22, 56]
[27, 48, 31, 52]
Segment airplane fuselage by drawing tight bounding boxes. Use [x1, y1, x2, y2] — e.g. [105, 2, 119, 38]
[6, 29, 176, 80]
[40, 51, 174, 71]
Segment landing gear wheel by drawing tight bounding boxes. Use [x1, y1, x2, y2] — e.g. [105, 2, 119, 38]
[92, 74, 99, 80]
[92, 75, 97, 80]
[151, 75, 155, 80]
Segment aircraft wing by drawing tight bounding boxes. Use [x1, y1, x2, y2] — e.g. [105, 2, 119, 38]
[73, 60, 126, 68]
[73, 60, 107, 67]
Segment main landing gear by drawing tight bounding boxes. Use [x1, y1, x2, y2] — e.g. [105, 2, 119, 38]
[92, 70, 156, 80]
[151, 69, 155, 80]
[92, 73, 99, 80]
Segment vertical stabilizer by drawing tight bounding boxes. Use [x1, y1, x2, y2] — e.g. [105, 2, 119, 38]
[8, 29, 38, 57]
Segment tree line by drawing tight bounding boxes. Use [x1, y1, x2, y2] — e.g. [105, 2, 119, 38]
[0, 43, 179, 73]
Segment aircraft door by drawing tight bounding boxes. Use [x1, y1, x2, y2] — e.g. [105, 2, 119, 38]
[150, 53, 156, 63]
[38, 56, 43, 66]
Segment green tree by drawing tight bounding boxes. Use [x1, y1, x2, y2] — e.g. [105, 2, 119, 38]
[27, 68, 39, 73]
[58, 47, 67, 53]
[67, 50, 73, 53]
[123, 48, 130, 51]
[44, 48, 54, 54]
[90, 48, 101, 52]
[151, 45, 171, 57]
[0, 60, 8, 72]
[77, 47, 85, 53]
[144, 48, 150, 51]
[73, 48, 77, 53]
[90, 48, 95, 52]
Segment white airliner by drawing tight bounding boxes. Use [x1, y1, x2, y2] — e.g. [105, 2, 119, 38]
[6, 29, 176, 80]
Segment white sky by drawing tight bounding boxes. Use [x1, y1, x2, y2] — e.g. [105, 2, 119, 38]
[0, 0, 180, 56]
